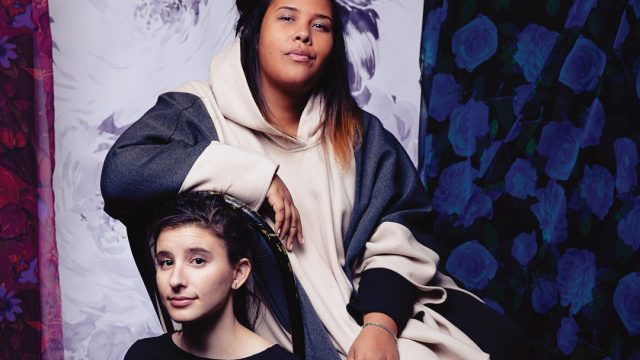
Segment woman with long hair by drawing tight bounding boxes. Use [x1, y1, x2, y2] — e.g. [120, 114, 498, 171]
[102, 0, 531, 358]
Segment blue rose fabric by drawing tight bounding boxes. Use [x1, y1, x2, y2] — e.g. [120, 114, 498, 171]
[531, 180, 568, 244]
[579, 164, 614, 220]
[618, 201, 640, 252]
[422, 3, 447, 69]
[557, 316, 579, 355]
[505, 158, 537, 199]
[614, 10, 630, 51]
[419, 1, 640, 358]
[565, 0, 598, 28]
[511, 231, 537, 266]
[457, 190, 492, 228]
[580, 99, 605, 148]
[451, 14, 498, 72]
[532, 276, 558, 314]
[428, 73, 459, 122]
[433, 160, 477, 215]
[479, 141, 502, 177]
[556, 248, 596, 314]
[446, 240, 498, 290]
[559, 36, 607, 94]
[514, 24, 559, 83]
[613, 272, 640, 336]
[537, 121, 581, 180]
[512, 84, 534, 117]
[614, 138, 638, 194]
[448, 99, 489, 156]
[630, 0, 640, 18]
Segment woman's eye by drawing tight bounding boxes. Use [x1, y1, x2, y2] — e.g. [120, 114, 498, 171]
[159, 259, 173, 267]
[313, 23, 330, 32]
[279, 16, 294, 22]
[192, 257, 206, 265]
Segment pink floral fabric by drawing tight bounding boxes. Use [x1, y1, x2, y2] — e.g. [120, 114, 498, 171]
[0, 1, 62, 358]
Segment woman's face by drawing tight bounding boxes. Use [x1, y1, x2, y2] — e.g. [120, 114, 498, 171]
[257, 0, 334, 95]
[155, 225, 241, 324]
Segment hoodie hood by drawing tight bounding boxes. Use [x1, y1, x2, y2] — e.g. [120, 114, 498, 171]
[209, 38, 325, 150]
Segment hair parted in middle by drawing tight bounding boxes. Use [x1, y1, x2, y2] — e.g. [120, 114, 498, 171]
[235, 0, 362, 167]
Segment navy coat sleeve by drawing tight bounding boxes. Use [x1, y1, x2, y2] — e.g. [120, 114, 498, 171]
[344, 112, 452, 333]
[100, 92, 218, 222]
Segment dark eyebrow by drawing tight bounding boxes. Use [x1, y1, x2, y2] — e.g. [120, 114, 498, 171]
[186, 247, 213, 255]
[276, 6, 333, 22]
[155, 250, 172, 258]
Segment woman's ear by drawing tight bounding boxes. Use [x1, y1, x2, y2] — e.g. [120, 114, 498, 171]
[231, 258, 251, 289]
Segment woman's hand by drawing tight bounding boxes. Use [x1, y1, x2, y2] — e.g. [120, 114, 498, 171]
[348, 313, 399, 360]
[266, 174, 303, 251]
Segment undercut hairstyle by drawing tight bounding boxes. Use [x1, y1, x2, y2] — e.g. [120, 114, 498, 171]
[235, 0, 362, 167]
[148, 191, 260, 329]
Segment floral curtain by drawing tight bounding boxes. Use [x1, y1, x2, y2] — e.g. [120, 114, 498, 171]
[0, 1, 62, 358]
[419, 0, 639, 358]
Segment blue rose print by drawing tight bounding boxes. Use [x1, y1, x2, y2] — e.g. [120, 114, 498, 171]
[631, 0, 640, 18]
[618, 201, 640, 251]
[451, 14, 498, 72]
[512, 231, 537, 266]
[579, 164, 614, 220]
[637, 69, 640, 100]
[505, 158, 537, 199]
[530, 180, 568, 244]
[614, 10, 630, 50]
[446, 240, 498, 290]
[429, 73, 459, 122]
[457, 190, 492, 228]
[614, 138, 638, 194]
[514, 24, 559, 83]
[421, 2, 448, 69]
[479, 141, 502, 177]
[565, 0, 598, 28]
[448, 99, 489, 157]
[419, 134, 435, 180]
[513, 84, 535, 117]
[532, 276, 558, 314]
[434, 160, 477, 215]
[613, 272, 640, 336]
[557, 316, 579, 355]
[580, 98, 605, 148]
[537, 121, 581, 180]
[556, 248, 596, 314]
[559, 36, 607, 94]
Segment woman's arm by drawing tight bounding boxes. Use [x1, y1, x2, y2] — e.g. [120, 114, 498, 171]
[345, 113, 449, 359]
[100, 92, 277, 223]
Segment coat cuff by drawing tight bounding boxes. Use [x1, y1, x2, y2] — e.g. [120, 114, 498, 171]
[347, 268, 416, 334]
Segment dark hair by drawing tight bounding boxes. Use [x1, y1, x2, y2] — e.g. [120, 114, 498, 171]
[148, 191, 260, 329]
[235, 0, 362, 167]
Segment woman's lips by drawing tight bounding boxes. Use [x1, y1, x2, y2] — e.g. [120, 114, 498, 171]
[287, 50, 314, 62]
[169, 297, 195, 307]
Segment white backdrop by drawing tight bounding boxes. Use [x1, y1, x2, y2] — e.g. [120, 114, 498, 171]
[50, 1, 424, 358]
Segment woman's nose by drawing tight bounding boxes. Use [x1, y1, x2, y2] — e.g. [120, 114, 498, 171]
[294, 28, 311, 44]
[168, 266, 186, 289]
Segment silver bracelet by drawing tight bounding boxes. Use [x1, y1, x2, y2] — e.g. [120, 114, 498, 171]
[362, 322, 398, 344]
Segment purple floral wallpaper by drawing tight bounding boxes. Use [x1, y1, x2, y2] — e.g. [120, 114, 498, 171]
[419, 0, 640, 358]
[49, 0, 425, 358]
